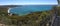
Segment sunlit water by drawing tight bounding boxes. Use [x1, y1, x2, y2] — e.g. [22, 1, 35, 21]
[10, 5, 53, 16]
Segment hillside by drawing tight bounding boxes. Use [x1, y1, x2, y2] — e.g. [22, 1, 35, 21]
[0, 5, 59, 26]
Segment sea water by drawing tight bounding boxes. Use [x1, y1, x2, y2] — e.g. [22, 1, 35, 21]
[10, 5, 53, 16]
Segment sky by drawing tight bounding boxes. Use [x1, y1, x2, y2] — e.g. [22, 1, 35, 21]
[0, 0, 58, 5]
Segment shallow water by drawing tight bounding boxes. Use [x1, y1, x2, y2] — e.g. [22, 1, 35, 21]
[10, 5, 53, 16]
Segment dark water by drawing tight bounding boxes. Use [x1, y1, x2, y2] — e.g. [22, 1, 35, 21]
[10, 5, 53, 16]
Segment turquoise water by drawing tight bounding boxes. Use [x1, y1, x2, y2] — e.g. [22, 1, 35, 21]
[10, 5, 53, 16]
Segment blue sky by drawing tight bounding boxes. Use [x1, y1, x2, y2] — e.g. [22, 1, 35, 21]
[0, 0, 58, 5]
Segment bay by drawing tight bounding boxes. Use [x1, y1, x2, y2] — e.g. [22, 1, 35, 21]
[10, 5, 53, 16]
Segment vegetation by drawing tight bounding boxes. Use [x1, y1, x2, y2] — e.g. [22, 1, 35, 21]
[56, 6, 60, 16]
[0, 5, 59, 26]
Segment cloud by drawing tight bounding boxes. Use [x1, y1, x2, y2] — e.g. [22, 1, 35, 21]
[0, 0, 58, 5]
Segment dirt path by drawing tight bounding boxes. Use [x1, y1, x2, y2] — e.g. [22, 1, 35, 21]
[0, 24, 5, 26]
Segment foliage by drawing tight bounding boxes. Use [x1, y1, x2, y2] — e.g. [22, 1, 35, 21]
[0, 6, 58, 26]
[56, 6, 60, 16]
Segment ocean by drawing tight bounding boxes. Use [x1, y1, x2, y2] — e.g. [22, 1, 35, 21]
[9, 5, 53, 16]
